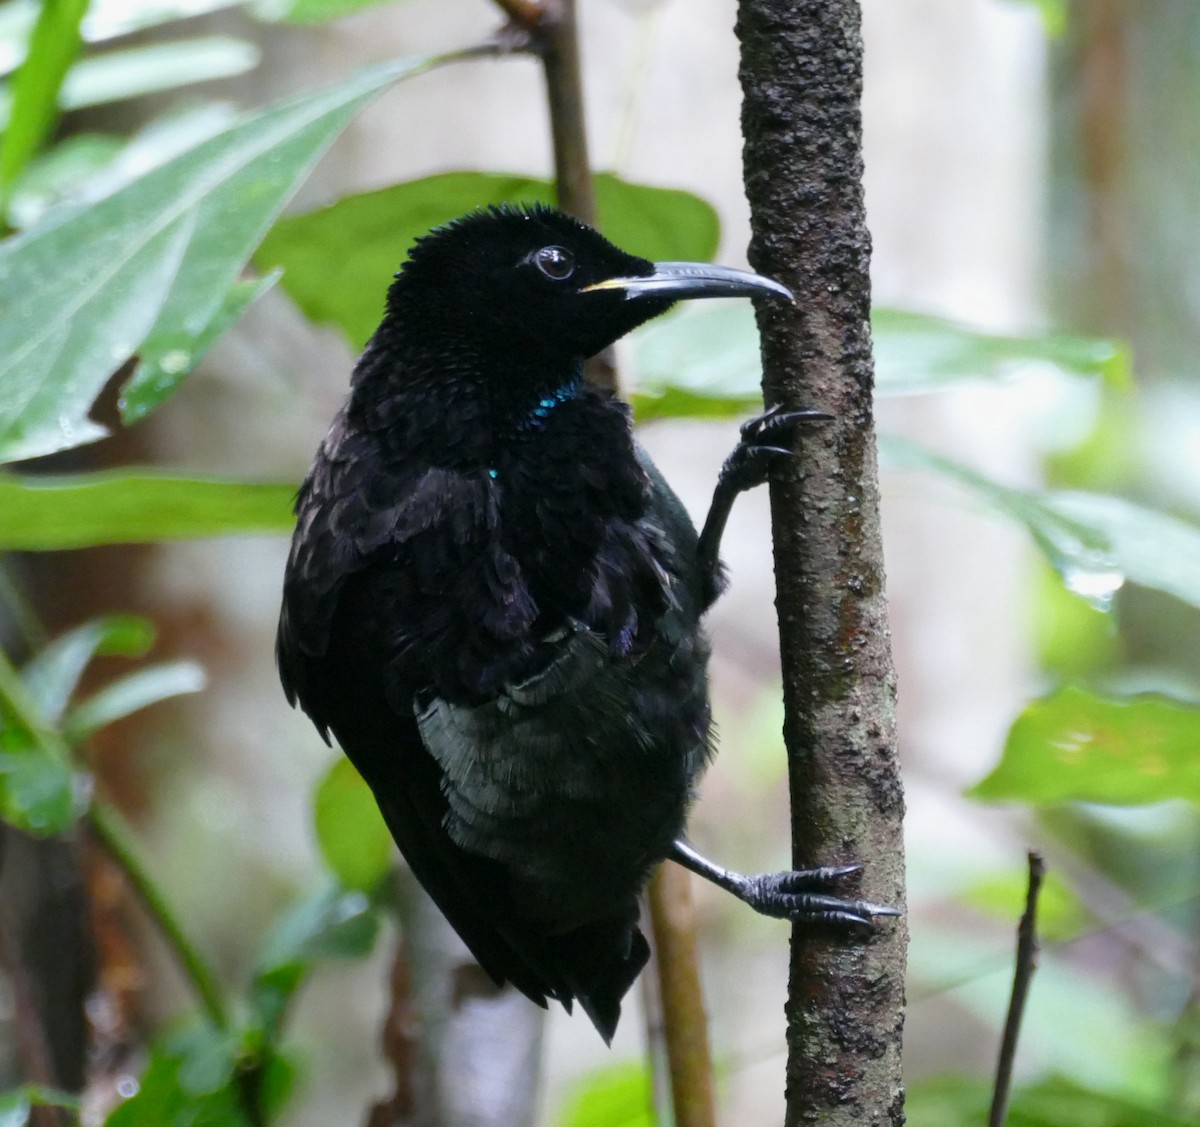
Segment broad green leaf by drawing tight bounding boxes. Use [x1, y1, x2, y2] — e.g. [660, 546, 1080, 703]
[253, 0, 404, 23]
[123, 271, 280, 421]
[0, 0, 87, 192]
[873, 308, 1128, 393]
[557, 1063, 654, 1127]
[630, 303, 761, 421]
[0, 472, 297, 549]
[313, 757, 392, 891]
[882, 435, 1200, 612]
[21, 615, 155, 723]
[64, 660, 206, 742]
[252, 883, 380, 1033]
[255, 172, 720, 349]
[972, 686, 1200, 806]
[5, 131, 123, 228]
[54, 37, 260, 116]
[0, 54, 439, 464]
[625, 304, 1127, 423]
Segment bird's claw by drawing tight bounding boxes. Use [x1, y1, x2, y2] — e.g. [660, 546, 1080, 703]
[720, 405, 832, 492]
[740, 865, 900, 930]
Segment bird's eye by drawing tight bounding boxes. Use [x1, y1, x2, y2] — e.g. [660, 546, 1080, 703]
[533, 245, 575, 281]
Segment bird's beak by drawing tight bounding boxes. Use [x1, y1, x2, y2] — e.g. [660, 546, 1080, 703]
[581, 262, 793, 302]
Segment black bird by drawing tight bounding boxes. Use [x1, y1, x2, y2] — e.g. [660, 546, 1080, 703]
[277, 205, 895, 1042]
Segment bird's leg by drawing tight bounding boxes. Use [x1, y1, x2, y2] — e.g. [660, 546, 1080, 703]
[669, 840, 899, 930]
[696, 405, 832, 606]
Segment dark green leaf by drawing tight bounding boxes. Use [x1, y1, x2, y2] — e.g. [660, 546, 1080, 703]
[972, 686, 1200, 806]
[64, 660, 206, 741]
[21, 615, 155, 723]
[0, 471, 297, 549]
[0, 54, 438, 464]
[882, 436, 1200, 612]
[313, 757, 393, 891]
[255, 172, 720, 349]
[0, 0, 88, 192]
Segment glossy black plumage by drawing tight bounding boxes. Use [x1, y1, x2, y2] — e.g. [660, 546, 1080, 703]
[277, 205, 894, 1042]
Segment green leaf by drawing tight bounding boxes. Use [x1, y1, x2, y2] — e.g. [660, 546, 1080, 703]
[64, 660, 206, 742]
[252, 883, 380, 1033]
[0, 54, 439, 465]
[0, 0, 88, 192]
[104, 1021, 270, 1127]
[623, 304, 1127, 424]
[557, 1063, 654, 1127]
[958, 866, 1091, 941]
[629, 303, 762, 422]
[253, 0, 406, 23]
[122, 271, 280, 422]
[971, 686, 1200, 806]
[0, 471, 297, 549]
[313, 757, 393, 891]
[5, 131, 124, 228]
[55, 37, 260, 115]
[21, 615, 155, 723]
[1010, 1075, 1197, 1127]
[255, 171, 720, 349]
[0, 735, 77, 835]
[873, 308, 1129, 394]
[882, 436, 1200, 612]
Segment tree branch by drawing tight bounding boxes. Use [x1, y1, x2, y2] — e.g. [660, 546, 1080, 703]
[989, 851, 1046, 1127]
[736, 2, 907, 1123]
[647, 864, 716, 1127]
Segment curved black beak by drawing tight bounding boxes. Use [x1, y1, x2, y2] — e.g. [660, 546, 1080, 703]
[582, 262, 792, 302]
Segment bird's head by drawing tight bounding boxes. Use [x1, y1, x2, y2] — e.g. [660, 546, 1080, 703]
[385, 204, 791, 364]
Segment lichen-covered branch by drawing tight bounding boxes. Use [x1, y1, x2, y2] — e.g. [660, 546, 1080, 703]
[735, 2, 907, 1123]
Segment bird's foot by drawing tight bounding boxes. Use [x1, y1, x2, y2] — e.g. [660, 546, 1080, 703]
[735, 864, 900, 930]
[718, 405, 832, 494]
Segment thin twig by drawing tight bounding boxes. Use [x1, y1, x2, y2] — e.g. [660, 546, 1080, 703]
[86, 801, 230, 1031]
[989, 850, 1047, 1127]
[647, 864, 716, 1127]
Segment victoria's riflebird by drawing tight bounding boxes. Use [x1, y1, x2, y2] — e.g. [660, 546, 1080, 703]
[277, 205, 897, 1042]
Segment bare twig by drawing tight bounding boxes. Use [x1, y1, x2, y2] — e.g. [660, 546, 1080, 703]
[989, 851, 1047, 1127]
[647, 864, 716, 1127]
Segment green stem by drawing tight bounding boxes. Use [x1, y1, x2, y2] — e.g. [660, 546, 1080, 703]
[87, 800, 230, 1030]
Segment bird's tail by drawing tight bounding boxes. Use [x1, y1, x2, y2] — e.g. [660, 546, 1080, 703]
[551, 912, 650, 1044]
